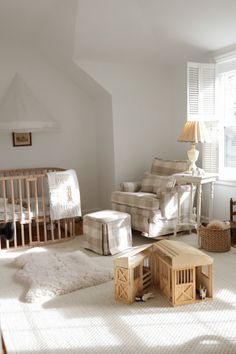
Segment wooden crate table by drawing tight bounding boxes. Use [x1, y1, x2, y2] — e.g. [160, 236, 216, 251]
[114, 239, 213, 306]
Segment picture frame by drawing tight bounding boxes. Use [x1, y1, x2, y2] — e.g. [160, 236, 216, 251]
[12, 132, 32, 147]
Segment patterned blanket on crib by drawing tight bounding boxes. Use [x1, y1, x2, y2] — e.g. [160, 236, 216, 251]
[47, 169, 81, 221]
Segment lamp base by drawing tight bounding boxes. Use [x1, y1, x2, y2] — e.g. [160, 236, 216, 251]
[187, 143, 199, 172]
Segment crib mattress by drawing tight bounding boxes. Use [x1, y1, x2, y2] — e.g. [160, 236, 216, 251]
[0, 198, 50, 223]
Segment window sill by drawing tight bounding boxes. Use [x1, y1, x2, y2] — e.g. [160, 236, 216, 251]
[215, 179, 236, 187]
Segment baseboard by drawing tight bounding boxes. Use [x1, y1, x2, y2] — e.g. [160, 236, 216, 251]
[201, 215, 209, 224]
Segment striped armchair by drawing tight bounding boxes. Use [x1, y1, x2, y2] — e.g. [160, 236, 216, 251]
[111, 158, 195, 238]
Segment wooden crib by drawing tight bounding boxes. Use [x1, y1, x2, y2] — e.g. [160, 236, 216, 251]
[0, 167, 76, 251]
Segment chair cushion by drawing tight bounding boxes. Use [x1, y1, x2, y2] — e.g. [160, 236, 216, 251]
[111, 203, 162, 220]
[111, 191, 160, 211]
[151, 158, 189, 175]
[141, 172, 175, 195]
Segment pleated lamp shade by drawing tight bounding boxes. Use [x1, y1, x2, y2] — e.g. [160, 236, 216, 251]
[178, 121, 210, 143]
[0, 73, 58, 132]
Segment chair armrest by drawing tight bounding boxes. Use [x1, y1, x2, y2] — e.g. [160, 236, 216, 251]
[159, 188, 178, 218]
[120, 181, 141, 192]
[159, 185, 194, 218]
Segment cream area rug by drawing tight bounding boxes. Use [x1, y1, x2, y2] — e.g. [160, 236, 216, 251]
[1, 233, 236, 354]
[15, 250, 113, 303]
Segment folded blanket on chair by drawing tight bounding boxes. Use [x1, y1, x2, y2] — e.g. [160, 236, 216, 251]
[47, 169, 81, 220]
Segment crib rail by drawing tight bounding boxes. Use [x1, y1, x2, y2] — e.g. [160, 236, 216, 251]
[0, 167, 76, 250]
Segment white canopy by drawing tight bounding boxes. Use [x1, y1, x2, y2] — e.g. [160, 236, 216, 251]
[0, 73, 58, 132]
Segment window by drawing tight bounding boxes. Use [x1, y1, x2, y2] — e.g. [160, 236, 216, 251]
[187, 60, 236, 179]
[219, 71, 236, 178]
[187, 62, 217, 174]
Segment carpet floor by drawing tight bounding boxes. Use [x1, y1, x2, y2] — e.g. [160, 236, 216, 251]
[0, 233, 236, 354]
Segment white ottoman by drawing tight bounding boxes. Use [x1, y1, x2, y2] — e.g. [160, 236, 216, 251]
[84, 210, 132, 255]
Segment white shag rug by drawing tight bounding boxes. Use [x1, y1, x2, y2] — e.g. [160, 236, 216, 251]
[15, 250, 113, 303]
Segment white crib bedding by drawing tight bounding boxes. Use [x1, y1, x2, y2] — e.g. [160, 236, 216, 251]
[21, 197, 50, 212]
[0, 198, 50, 222]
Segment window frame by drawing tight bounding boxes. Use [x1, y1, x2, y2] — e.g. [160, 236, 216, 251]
[187, 60, 236, 181]
[217, 69, 236, 179]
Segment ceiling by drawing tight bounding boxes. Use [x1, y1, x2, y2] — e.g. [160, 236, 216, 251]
[75, 0, 236, 64]
[0, 0, 59, 43]
[0, 0, 236, 66]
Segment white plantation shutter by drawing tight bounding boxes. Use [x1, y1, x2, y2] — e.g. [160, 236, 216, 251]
[224, 126, 236, 167]
[202, 121, 219, 173]
[188, 64, 199, 117]
[187, 62, 216, 121]
[187, 62, 218, 173]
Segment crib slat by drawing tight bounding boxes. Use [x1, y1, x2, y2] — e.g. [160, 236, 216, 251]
[2, 180, 9, 249]
[18, 178, 25, 247]
[64, 219, 68, 238]
[58, 220, 61, 240]
[41, 175, 47, 243]
[51, 219, 55, 241]
[10, 179, 17, 248]
[0, 167, 76, 251]
[34, 179, 40, 244]
[2, 180, 7, 223]
[26, 179, 32, 245]
[24, 178, 27, 201]
[69, 219, 73, 237]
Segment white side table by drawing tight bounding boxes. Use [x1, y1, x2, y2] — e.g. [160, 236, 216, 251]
[174, 173, 217, 236]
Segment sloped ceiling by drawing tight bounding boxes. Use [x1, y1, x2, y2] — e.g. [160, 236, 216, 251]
[75, 0, 236, 64]
[0, 0, 236, 66]
[0, 0, 59, 43]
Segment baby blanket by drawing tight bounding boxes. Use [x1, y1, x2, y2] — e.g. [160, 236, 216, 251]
[47, 169, 81, 220]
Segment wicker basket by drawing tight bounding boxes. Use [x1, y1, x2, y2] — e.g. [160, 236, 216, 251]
[198, 225, 231, 252]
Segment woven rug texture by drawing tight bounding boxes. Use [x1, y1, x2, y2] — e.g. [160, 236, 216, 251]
[0, 233, 236, 354]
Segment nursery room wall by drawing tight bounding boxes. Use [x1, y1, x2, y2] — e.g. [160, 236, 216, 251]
[94, 91, 115, 209]
[0, 40, 100, 213]
[77, 61, 173, 188]
[74, 0, 186, 188]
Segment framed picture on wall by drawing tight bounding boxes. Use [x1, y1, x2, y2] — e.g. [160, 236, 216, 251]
[12, 132, 32, 147]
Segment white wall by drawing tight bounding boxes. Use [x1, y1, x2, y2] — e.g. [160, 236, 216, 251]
[0, 40, 99, 213]
[78, 61, 173, 187]
[199, 181, 234, 221]
[94, 91, 115, 209]
[212, 182, 234, 220]
[169, 65, 188, 158]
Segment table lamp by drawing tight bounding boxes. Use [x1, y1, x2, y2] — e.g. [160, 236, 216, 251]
[178, 121, 210, 173]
